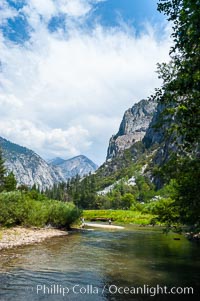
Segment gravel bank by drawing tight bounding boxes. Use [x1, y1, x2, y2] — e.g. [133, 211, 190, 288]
[0, 227, 68, 250]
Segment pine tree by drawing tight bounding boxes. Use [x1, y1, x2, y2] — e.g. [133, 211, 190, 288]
[4, 172, 17, 192]
[0, 148, 6, 191]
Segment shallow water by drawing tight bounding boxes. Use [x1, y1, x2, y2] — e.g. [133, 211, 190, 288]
[0, 226, 199, 301]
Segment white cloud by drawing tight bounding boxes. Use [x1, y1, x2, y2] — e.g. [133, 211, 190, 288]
[56, 0, 105, 17]
[0, 119, 91, 158]
[28, 0, 56, 19]
[0, 93, 22, 109]
[0, 1, 171, 164]
[21, 0, 103, 27]
[57, 0, 91, 17]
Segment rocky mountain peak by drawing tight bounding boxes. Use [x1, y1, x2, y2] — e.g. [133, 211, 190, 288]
[0, 136, 98, 190]
[49, 155, 98, 179]
[107, 99, 157, 160]
[48, 157, 66, 166]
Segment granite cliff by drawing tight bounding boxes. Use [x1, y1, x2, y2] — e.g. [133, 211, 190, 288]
[0, 136, 97, 190]
[107, 99, 157, 160]
[102, 98, 175, 189]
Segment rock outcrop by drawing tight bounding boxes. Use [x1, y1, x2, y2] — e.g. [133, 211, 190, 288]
[143, 102, 180, 188]
[106, 99, 157, 160]
[104, 99, 178, 189]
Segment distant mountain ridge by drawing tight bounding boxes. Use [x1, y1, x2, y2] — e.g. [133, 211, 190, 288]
[48, 157, 66, 166]
[49, 155, 98, 179]
[0, 136, 98, 189]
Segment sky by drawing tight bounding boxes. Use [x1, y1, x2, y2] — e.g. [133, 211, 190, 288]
[0, 0, 171, 165]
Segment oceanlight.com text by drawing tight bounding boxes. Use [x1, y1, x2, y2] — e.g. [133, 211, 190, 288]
[104, 284, 194, 297]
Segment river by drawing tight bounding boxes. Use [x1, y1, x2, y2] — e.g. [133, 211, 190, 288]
[0, 225, 199, 301]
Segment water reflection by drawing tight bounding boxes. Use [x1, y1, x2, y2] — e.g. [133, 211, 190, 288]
[0, 226, 199, 301]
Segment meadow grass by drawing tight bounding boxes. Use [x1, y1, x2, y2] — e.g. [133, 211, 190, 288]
[83, 210, 155, 225]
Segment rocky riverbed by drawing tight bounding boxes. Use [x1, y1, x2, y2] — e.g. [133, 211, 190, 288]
[0, 227, 68, 250]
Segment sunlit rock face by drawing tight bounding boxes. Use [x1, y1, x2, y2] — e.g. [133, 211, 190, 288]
[0, 137, 97, 189]
[107, 99, 157, 160]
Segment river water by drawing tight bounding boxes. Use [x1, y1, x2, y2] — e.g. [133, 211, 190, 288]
[0, 225, 199, 301]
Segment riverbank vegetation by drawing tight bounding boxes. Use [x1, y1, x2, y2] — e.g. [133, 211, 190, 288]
[82, 181, 180, 227]
[83, 210, 155, 225]
[44, 157, 199, 230]
[0, 151, 81, 229]
[0, 191, 80, 228]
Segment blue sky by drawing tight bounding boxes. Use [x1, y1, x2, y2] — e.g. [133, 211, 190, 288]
[91, 0, 165, 28]
[1, 0, 166, 42]
[0, 0, 171, 165]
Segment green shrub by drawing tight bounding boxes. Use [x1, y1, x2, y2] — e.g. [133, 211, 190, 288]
[0, 191, 30, 226]
[0, 191, 81, 228]
[47, 201, 80, 228]
[24, 201, 49, 227]
[145, 197, 179, 225]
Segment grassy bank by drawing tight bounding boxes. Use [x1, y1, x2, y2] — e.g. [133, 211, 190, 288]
[83, 210, 156, 225]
